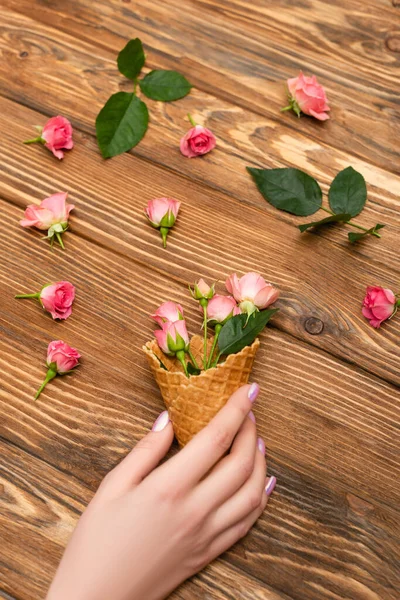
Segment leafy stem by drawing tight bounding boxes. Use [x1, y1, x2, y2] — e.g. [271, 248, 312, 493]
[35, 368, 57, 400]
[187, 113, 196, 127]
[320, 206, 381, 237]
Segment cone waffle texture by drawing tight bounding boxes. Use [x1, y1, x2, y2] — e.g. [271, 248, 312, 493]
[143, 335, 260, 447]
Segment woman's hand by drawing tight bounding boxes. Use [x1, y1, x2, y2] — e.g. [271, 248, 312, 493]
[47, 383, 276, 600]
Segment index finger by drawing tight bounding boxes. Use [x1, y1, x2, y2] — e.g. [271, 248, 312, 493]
[165, 382, 260, 490]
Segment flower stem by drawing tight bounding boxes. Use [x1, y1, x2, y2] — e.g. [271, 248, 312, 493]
[207, 324, 222, 369]
[176, 350, 189, 378]
[211, 352, 222, 368]
[34, 368, 57, 400]
[187, 113, 196, 127]
[320, 206, 381, 238]
[202, 303, 208, 369]
[23, 136, 44, 145]
[187, 348, 199, 370]
[55, 232, 65, 249]
[160, 227, 169, 248]
[15, 293, 40, 300]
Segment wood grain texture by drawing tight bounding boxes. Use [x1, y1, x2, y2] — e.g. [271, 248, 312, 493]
[0, 1, 399, 599]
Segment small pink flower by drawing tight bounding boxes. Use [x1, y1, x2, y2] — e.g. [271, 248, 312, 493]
[20, 192, 74, 249]
[180, 121, 216, 158]
[145, 197, 181, 248]
[35, 340, 81, 400]
[40, 282, 76, 320]
[47, 340, 81, 373]
[206, 295, 240, 324]
[24, 116, 73, 159]
[191, 278, 215, 301]
[154, 320, 190, 355]
[226, 272, 280, 316]
[362, 286, 398, 328]
[284, 72, 330, 121]
[15, 280, 75, 320]
[151, 301, 184, 327]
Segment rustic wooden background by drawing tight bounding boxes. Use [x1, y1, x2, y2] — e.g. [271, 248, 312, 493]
[0, 1, 399, 598]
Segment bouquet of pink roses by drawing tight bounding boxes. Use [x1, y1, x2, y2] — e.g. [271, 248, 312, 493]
[143, 272, 279, 447]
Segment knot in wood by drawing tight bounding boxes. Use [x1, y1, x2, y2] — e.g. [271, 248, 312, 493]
[385, 32, 400, 52]
[304, 317, 324, 335]
[19, 51, 29, 58]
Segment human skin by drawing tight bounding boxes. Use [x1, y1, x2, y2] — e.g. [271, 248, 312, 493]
[47, 383, 276, 600]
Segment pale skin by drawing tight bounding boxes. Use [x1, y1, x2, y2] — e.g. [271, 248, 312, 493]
[47, 383, 276, 600]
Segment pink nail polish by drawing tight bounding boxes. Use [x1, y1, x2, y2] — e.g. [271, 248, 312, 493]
[248, 382, 260, 403]
[257, 437, 265, 455]
[152, 410, 169, 432]
[265, 476, 276, 497]
[248, 410, 256, 423]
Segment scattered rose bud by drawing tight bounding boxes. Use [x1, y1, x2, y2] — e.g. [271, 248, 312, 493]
[206, 294, 240, 325]
[362, 286, 399, 328]
[282, 72, 330, 121]
[35, 340, 81, 400]
[15, 281, 76, 320]
[180, 114, 216, 158]
[24, 115, 74, 159]
[151, 301, 184, 326]
[226, 272, 280, 317]
[154, 320, 190, 375]
[145, 197, 181, 248]
[20, 192, 74, 249]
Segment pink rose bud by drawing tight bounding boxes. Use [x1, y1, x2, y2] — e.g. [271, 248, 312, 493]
[15, 281, 76, 320]
[145, 197, 181, 248]
[362, 286, 398, 328]
[151, 301, 184, 327]
[35, 340, 81, 400]
[191, 278, 215, 304]
[154, 320, 190, 356]
[180, 117, 216, 158]
[226, 272, 280, 316]
[206, 294, 241, 325]
[24, 116, 74, 159]
[20, 192, 74, 249]
[283, 72, 330, 121]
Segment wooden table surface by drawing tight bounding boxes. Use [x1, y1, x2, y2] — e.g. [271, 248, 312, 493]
[1, 1, 399, 598]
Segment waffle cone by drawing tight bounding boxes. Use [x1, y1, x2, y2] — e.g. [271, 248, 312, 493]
[143, 335, 260, 447]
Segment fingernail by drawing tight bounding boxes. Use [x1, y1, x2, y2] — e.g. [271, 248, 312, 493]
[152, 410, 170, 432]
[265, 476, 276, 497]
[248, 382, 260, 403]
[248, 410, 256, 423]
[257, 437, 265, 455]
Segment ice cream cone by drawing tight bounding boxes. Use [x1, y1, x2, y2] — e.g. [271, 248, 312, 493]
[143, 335, 260, 447]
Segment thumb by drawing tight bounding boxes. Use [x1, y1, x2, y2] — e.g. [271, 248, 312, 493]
[110, 411, 174, 490]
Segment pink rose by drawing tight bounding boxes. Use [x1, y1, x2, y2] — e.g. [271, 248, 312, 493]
[20, 192, 74, 249]
[206, 295, 240, 325]
[151, 301, 184, 327]
[362, 286, 397, 328]
[42, 116, 74, 159]
[191, 278, 215, 301]
[154, 320, 190, 355]
[40, 282, 76, 320]
[285, 72, 330, 121]
[24, 116, 73, 160]
[226, 272, 280, 316]
[47, 340, 81, 374]
[180, 125, 216, 158]
[145, 198, 181, 248]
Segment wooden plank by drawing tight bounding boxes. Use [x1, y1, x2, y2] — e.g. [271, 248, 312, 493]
[1, 440, 398, 600]
[1, 199, 399, 511]
[0, 5, 399, 260]
[0, 96, 399, 389]
[2, 0, 400, 175]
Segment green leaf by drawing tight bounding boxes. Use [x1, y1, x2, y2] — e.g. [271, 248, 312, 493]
[328, 167, 367, 217]
[187, 362, 201, 376]
[96, 92, 149, 158]
[298, 213, 352, 233]
[117, 38, 145, 80]
[247, 167, 322, 216]
[218, 309, 278, 357]
[139, 70, 192, 101]
[348, 224, 385, 243]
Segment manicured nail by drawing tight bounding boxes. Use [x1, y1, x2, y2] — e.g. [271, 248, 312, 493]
[248, 382, 260, 403]
[152, 410, 170, 432]
[265, 476, 276, 497]
[248, 410, 256, 423]
[257, 437, 265, 455]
